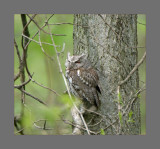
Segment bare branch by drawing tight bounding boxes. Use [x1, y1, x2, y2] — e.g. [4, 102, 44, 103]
[14, 77, 32, 89]
[123, 85, 146, 115]
[33, 119, 54, 130]
[46, 18, 91, 135]
[26, 14, 66, 36]
[14, 39, 21, 62]
[14, 39, 21, 81]
[57, 43, 65, 55]
[24, 14, 55, 50]
[48, 22, 89, 28]
[137, 21, 146, 26]
[38, 30, 54, 61]
[19, 89, 48, 106]
[49, 22, 74, 25]
[14, 128, 25, 135]
[83, 107, 106, 118]
[96, 85, 146, 134]
[87, 119, 103, 127]
[45, 14, 54, 22]
[20, 14, 33, 115]
[118, 51, 146, 85]
[21, 14, 36, 50]
[61, 116, 97, 135]
[22, 34, 60, 47]
[14, 72, 20, 81]
[14, 116, 24, 135]
[30, 77, 60, 96]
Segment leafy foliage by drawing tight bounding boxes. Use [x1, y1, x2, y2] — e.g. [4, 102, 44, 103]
[100, 128, 105, 135]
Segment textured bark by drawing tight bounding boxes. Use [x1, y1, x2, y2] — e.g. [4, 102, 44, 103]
[73, 14, 140, 135]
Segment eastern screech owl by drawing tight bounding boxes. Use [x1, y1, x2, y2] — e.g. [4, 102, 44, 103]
[65, 53, 101, 108]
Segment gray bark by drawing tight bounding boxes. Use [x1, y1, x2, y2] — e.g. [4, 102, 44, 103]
[73, 14, 140, 135]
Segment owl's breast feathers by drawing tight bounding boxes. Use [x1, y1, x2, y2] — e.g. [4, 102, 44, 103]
[67, 68, 101, 108]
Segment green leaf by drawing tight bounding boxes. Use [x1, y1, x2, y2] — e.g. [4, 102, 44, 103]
[127, 110, 135, 123]
[128, 110, 133, 118]
[100, 128, 105, 135]
[22, 109, 34, 128]
[118, 92, 122, 101]
[127, 119, 135, 123]
[60, 94, 75, 108]
[117, 92, 124, 106]
[137, 94, 141, 99]
[118, 111, 123, 125]
[44, 106, 61, 122]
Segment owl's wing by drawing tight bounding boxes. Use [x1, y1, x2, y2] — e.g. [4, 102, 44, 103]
[67, 68, 101, 108]
[77, 68, 101, 108]
[78, 68, 101, 93]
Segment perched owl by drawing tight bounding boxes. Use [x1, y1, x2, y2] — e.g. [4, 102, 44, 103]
[65, 53, 101, 108]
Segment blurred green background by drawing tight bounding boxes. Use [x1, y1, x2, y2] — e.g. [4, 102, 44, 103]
[14, 14, 146, 135]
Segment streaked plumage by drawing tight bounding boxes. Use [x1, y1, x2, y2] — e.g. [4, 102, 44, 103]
[65, 53, 101, 108]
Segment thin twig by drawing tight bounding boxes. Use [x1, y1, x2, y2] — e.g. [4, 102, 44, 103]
[30, 77, 60, 96]
[20, 14, 32, 120]
[96, 118, 119, 134]
[14, 72, 20, 81]
[46, 18, 91, 135]
[83, 107, 106, 118]
[57, 43, 65, 55]
[26, 14, 66, 36]
[14, 116, 24, 135]
[24, 14, 55, 50]
[48, 22, 89, 28]
[22, 34, 59, 47]
[21, 14, 35, 103]
[19, 89, 48, 106]
[118, 51, 146, 85]
[33, 119, 53, 130]
[96, 85, 146, 135]
[61, 117, 97, 135]
[21, 14, 36, 51]
[137, 21, 146, 26]
[123, 85, 146, 115]
[49, 22, 74, 25]
[14, 39, 22, 63]
[15, 128, 25, 135]
[14, 77, 32, 89]
[14, 39, 21, 81]
[88, 119, 103, 127]
[38, 31, 54, 61]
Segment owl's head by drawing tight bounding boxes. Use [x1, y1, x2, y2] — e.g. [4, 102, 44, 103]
[65, 52, 90, 70]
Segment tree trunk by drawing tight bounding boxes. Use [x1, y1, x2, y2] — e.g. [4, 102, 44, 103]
[73, 14, 140, 135]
